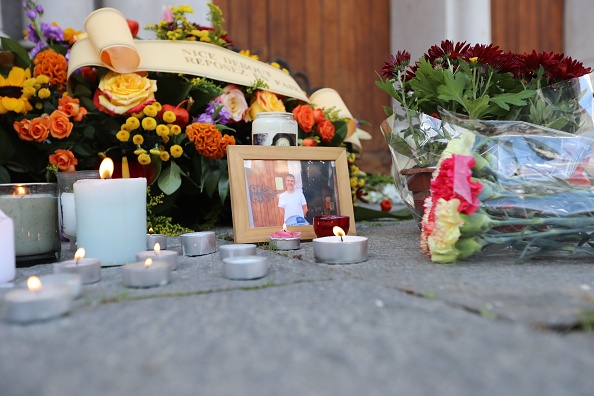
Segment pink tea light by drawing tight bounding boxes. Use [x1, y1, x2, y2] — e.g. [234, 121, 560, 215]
[268, 224, 301, 250]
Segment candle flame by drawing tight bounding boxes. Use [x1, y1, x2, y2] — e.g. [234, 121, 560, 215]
[144, 258, 153, 268]
[333, 226, 345, 241]
[14, 186, 26, 196]
[282, 223, 287, 232]
[27, 276, 42, 292]
[99, 157, 114, 180]
[148, 227, 154, 234]
[154, 243, 161, 254]
[74, 248, 86, 260]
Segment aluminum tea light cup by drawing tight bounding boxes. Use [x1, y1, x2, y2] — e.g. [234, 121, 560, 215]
[223, 256, 268, 280]
[219, 244, 257, 260]
[53, 248, 101, 284]
[122, 258, 171, 288]
[3, 276, 72, 323]
[181, 231, 217, 256]
[136, 242, 177, 270]
[146, 230, 167, 250]
[313, 234, 368, 264]
[268, 226, 301, 250]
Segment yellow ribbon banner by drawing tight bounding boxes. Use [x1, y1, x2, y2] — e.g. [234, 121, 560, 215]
[67, 30, 309, 102]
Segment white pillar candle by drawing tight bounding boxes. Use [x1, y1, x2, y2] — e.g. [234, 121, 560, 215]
[3, 276, 72, 323]
[0, 184, 59, 257]
[122, 258, 171, 288]
[74, 159, 146, 266]
[0, 209, 15, 283]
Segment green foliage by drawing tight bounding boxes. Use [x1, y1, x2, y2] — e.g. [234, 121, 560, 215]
[146, 187, 194, 236]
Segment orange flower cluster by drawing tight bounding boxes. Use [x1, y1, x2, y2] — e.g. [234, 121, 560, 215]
[292, 104, 336, 143]
[49, 149, 78, 172]
[33, 49, 68, 91]
[186, 122, 235, 159]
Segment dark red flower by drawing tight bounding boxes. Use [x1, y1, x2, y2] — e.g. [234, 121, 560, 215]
[549, 56, 592, 82]
[379, 50, 411, 79]
[424, 40, 471, 65]
[465, 43, 503, 66]
[430, 155, 482, 215]
[517, 50, 564, 80]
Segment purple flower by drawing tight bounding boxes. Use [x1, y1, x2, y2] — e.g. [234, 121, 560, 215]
[36, 4, 44, 13]
[214, 107, 231, 125]
[41, 22, 64, 41]
[195, 113, 214, 124]
[26, 10, 37, 19]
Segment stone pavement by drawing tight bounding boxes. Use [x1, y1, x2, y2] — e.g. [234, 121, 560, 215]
[1, 219, 594, 396]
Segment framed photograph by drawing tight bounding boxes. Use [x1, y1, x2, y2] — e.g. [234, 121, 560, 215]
[227, 146, 356, 243]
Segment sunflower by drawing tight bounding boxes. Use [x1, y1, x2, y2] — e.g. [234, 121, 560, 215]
[0, 67, 35, 114]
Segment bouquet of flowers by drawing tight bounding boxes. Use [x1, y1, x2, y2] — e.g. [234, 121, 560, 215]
[420, 124, 594, 264]
[376, 40, 593, 221]
[0, 1, 369, 230]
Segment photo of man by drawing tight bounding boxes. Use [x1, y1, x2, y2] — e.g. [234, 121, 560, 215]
[278, 174, 309, 226]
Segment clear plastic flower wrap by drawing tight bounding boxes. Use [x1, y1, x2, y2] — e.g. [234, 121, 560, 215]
[420, 108, 594, 263]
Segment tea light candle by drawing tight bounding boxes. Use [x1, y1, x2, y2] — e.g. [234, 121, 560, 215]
[37, 273, 82, 299]
[53, 248, 101, 284]
[74, 158, 146, 266]
[219, 244, 257, 260]
[268, 223, 301, 250]
[136, 243, 177, 270]
[313, 215, 350, 237]
[0, 209, 15, 283]
[313, 227, 368, 264]
[3, 276, 72, 323]
[146, 228, 167, 250]
[122, 258, 171, 288]
[223, 256, 268, 280]
[181, 231, 216, 256]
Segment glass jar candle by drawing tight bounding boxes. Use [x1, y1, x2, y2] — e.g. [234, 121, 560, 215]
[251, 111, 298, 146]
[0, 183, 61, 265]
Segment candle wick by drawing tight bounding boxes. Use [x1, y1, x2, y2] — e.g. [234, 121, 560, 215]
[340, 235, 343, 242]
[75, 258, 80, 266]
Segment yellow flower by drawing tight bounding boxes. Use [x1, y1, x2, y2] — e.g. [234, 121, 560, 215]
[160, 151, 170, 161]
[170, 145, 183, 158]
[96, 71, 157, 115]
[162, 111, 176, 123]
[239, 49, 259, 61]
[138, 153, 151, 165]
[0, 67, 34, 114]
[350, 177, 357, 188]
[469, 56, 478, 63]
[170, 124, 181, 135]
[161, 135, 170, 144]
[126, 117, 141, 130]
[350, 165, 359, 174]
[270, 62, 280, 69]
[37, 88, 50, 99]
[142, 117, 157, 130]
[427, 198, 464, 264]
[132, 134, 144, 145]
[152, 102, 162, 112]
[156, 124, 169, 137]
[134, 148, 147, 155]
[143, 104, 158, 117]
[116, 130, 130, 142]
[245, 90, 286, 121]
[357, 179, 365, 188]
[120, 124, 131, 132]
[35, 75, 50, 84]
[149, 149, 161, 155]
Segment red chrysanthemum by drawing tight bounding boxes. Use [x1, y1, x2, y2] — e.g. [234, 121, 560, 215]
[424, 40, 471, 65]
[378, 50, 411, 79]
[465, 43, 503, 66]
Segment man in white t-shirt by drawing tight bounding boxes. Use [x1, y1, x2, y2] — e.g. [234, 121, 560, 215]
[278, 174, 309, 226]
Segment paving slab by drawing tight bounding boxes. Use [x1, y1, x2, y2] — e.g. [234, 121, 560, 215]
[1, 220, 593, 396]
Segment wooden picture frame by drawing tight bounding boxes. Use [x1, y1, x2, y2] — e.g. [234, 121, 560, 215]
[227, 146, 356, 243]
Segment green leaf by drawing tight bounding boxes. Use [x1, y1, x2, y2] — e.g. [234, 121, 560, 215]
[437, 71, 467, 109]
[157, 161, 182, 195]
[201, 157, 220, 197]
[218, 170, 229, 204]
[489, 90, 535, 111]
[1, 37, 31, 69]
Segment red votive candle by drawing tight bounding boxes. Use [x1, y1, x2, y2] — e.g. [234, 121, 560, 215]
[313, 215, 350, 237]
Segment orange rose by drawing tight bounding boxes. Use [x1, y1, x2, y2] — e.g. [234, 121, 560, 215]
[313, 108, 325, 124]
[58, 95, 87, 122]
[49, 149, 78, 172]
[292, 105, 315, 133]
[317, 120, 335, 143]
[48, 110, 73, 139]
[186, 122, 236, 159]
[245, 90, 286, 121]
[13, 115, 50, 142]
